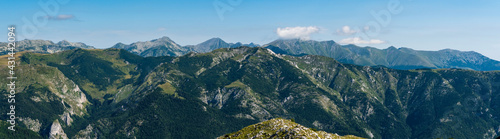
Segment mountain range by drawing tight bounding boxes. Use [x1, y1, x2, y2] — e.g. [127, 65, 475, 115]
[264, 39, 500, 71]
[0, 46, 499, 138]
[111, 37, 259, 57]
[0, 40, 94, 55]
[3, 37, 498, 71]
[110, 36, 190, 57]
[185, 37, 259, 53]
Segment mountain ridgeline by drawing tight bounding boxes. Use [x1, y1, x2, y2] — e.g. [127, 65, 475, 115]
[0, 40, 94, 55]
[5, 37, 499, 71]
[111, 37, 259, 57]
[0, 46, 499, 138]
[264, 39, 500, 71]
[185, 37, 259, 53]
[112, 37, 500, 71]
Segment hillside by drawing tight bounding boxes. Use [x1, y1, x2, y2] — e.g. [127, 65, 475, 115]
[0, 47, 498, 138]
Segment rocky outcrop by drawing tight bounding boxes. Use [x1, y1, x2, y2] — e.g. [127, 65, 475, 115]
[60, 112, 73, 126]
[73, 125, 99, 139]
[49, 120, 68, 139]
[18, 117, 42, 133]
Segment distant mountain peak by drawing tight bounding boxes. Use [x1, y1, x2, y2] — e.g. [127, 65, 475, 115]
[203, 37, 227, 44]
[112, 42, 127, 48]
[209, 37, 223, 40]
[17, 39, 55, 46]
[55, 40, 92, 48]
[387, 46, 397, 49]
[243, 42, 260, 47]
[439, 48, 461, 52]
[135, 36, 181, 47]
[59, 39, 70, 43]
[57, 40, 72, 46]
[115, 42, 126, 45]
[0, 39, 93, 55]
[152, 36, 174, 42]
[186, 37, 231, 53]
[110, 36, 187, 57]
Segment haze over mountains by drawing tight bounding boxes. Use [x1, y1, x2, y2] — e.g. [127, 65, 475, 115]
[2, 36, 499, 71]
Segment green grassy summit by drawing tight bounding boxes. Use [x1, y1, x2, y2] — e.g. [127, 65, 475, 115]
[219, 118, 364, 139]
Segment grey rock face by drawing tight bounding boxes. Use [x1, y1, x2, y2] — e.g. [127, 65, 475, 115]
[49, 120, 68, 139]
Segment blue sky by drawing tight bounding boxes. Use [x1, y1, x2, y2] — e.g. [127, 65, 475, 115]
[2, 0, 500, 60]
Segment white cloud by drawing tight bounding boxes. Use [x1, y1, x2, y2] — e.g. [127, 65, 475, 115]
[339, 37, 385, 45]
[157, 27, 166, 31]
[276, 26, 320, 40]
[43, 14, 75, 20]
[337, 26, 358, 35]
